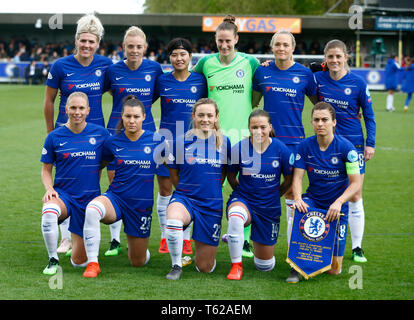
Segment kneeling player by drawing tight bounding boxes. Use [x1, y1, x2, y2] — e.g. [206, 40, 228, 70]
[225, 110, 293, 280]
[288, 102, 361, 283]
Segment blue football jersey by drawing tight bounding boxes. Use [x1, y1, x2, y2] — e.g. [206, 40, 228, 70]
[104, 59, 164, 134]
[156, 71, 207, 139]
[102, 130, 165, 211]
[168, 133, 231, 214]
[41, 123, 109, 204]
[294, 135, 359, 207]
[252, 62, 317, 146]
[46, 54, 113, 128]
[315, 71, 376, 148]
[228, 137, 294, 217]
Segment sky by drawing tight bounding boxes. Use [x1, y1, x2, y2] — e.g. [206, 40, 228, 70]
[1, 0, 145, 14]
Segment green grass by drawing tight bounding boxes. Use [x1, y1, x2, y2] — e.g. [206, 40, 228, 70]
[0, 85, 413, 301]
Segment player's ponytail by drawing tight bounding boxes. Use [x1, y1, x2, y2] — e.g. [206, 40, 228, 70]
[115, 95, 145, 135]
[216, 14, 238, 37]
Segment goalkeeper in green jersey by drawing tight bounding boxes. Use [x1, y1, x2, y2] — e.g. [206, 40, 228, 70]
[194, 14, 260, 258]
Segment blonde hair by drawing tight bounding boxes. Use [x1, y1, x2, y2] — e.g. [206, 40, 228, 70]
[324, 39, 350, 71]
[66, 91, 89, 107]
[270, 29, 296, 48]
[270, 29, 296, 62]
[123, 26, 147, 43]
[75, 14, 104, 42]
[188, 98, 223, 150]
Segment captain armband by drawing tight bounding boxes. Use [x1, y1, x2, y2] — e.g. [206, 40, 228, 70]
[346, 161, 360, 175]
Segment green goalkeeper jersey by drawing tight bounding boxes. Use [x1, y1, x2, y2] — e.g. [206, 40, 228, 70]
[194, 52, 260, 144]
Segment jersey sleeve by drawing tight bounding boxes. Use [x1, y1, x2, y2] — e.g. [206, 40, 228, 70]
[41, 134, 56, 164]
[228, 141, 241, 173]
[102, 137, 114, 163]
[246, 54, 260, 75]
[294, 141, 306, 170]
[359, 82, 376, 148]
[103, 66, 112, 93]
[305, 69, 318, 97]
[280, 142, 295, 176]
[252, 66, 262, 92]
[342, 141, 360, 175]
[153, 133, 167, 165]
[45, 59, 62, 89]
[152, 63, 164, 103]
[193, 55, 207, 74]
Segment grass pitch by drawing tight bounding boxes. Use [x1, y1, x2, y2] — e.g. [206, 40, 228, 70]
[0, 85, 413, 301]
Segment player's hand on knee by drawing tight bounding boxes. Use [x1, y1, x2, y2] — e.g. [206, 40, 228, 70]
[293, 198, 308, 213]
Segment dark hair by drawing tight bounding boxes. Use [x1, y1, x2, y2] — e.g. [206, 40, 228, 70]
[248, 109, 276, 137]
[115, 95, 145, 135]
[311, 102, 336, 121]
[167, 38, 192, 56]
[216, 14, 238, 36]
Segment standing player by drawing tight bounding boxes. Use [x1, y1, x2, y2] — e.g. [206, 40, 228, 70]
[103, 26, 164, 255]
[82, 95, 166, 278]
[154, 38, 207, 255]
[314, 40, 376, 263]
[402, 56, 414, 113]
[41, 92, 109, 275]
[252, 29, 318, 259]
[225, 109, 293, 280]
[290, 102, 361, 283]
[165, 98, 231, 280]
[194, 14, 260, 257]
[385, 55, 400, 112]
[43, 14, 112, 255]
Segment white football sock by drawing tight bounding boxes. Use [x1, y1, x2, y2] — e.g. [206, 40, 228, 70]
[348, 199, 365, 249]
[386, 94, 394, 110]
[227, 206, 248, 264]
[144, 249, 151, 265]
[59, 217, 71, 240]
[183, 221, 192, 241]
[254, 256, 275, 272]
[41, 203, 61, 260]
[83, 200, 106, 263]
[109, 220, 122, 243]
[286, 199, 295, 244]
[166, 219, 184, 267]
[157, 193, 171, 239]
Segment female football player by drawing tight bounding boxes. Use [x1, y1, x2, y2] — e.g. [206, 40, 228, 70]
[225, 109, 293, 280]
[43, 14, 112, 255]
[103, 26, 164, 255]
[289, 102, 361, 283]
[165, 98, 231, 280]
[154, 38, 207, 255]
[40, 92, 109, 275]
[314, 39, 376, 263]
[194, 14, 260, 257]
[82, 95, 166, 278]
[252, 29, 318, 259]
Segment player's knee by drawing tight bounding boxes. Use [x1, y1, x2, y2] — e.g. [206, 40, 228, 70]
[70, 257, 87, 267]
[254, 256, 275, 272]
[85, 200, 106, 224]
[227, 206, 247, 235]
[196, 259, 216, 273]
[129, 249, 150, 267]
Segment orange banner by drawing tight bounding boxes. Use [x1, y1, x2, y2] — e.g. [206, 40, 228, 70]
[202, 16, 301, 33]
